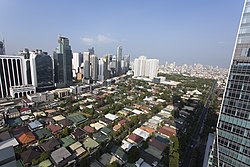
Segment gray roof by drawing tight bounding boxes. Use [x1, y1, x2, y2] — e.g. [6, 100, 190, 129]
[28, 120, 43, 130]
[0, 146, 15, 163]
[51, 147, 71, 164]
[1, 160, 17, 167]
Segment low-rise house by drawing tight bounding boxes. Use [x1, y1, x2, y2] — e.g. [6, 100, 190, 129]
[139, 126, 155, 135]
[19, 107, 32, 115]
[127, 134, 144, 145]
[0, 131, 11, 141]
[6, 108, 20, 119]
[121, 140, 134, 152]
[101, 127, 112, 136]
[82, 137, 99, 153]
[104, 113, 119, 122]
[69, 141, 87, 158]
[118, 119, 126, 126]
[0, 146, 17, 167]
[34, 128, 52, 140]
[113, 124, 121, 132]
[99, 153, 122, 166]
[53, 115, 66, 122]
[40, 138, 61, 152]
[71, 128, 86, 140]
[90, 122, 105, 131]
[45, 109, 57, 115]
[17, 131, 36, 145]
[38, 159, 52, 167]
[110, 146, 128, 164]
[58, 119, 73, 128]
[0, 137, 19, 150]
[12, 126, 30, 137]
[47, 125, 62, 134]
[67, 113, 88, 126]
[60, 136, 76, 148]
[99, 117, 112, 126]
[51, 147, 75, 167]
[83, 126, 95, 134]
[132, 128, 150, 141]
[93, 132, 109, 143]
[28, 120, 43, 131]
[20, 147, 42, 166]
[157, 126, 176, 138]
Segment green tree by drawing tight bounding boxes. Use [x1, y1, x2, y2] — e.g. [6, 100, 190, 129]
[107, 161, 121, 167]
[169, 136, 179, 167]
[128, 146, 140, 163]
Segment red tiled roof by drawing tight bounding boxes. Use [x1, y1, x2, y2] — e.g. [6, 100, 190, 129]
[119, 119, 126, 126]
[158, 126, 176, 138]
[140, 126, 155, 134]
[113, 124, 121, 131]
[18, 132, 36, 145]
[128, 134, 143, 143]
[149, 138, 167, 152]
[47, 125, 62, 134]
[19, 108, 30, 112]
[83, 126, 94, 133]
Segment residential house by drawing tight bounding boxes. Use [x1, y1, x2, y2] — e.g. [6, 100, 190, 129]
[20, 147, 42, 166]
[47, 125, 62, 134]
[17, 131, 36, 145]
[19, 107, 32, 116]
[83, 126, 95, 134]
[0, 146, 17, 167]
[58, 119, 73, 128]
[40, 138, 61, 152]
[51, 147, 75, 167]
[71, 128, 86, 140]
[157, 126, 176, 138]
[28, 120, 43, 131]
[6, 108, 20, 119]
[82, 137, 99, 153]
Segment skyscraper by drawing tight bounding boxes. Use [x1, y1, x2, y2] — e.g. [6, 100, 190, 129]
[53, 36, 73, 87]
[116, 46, 122, 76]
[72, 52, 83, 78]
[90, 54, 98, 81]
[134, 56, 159, 79]
[0, 40, 5, 55]
[83, 51, 90, 80]
[98, 57, 108, 81]
[29, 49, 54, 91]
[209, 1, 250, 166]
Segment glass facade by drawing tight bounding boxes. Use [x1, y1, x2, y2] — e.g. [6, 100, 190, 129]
[53, 37, 73, 87]
[35, 54, 54, 90]
[210, 1, 250, 166]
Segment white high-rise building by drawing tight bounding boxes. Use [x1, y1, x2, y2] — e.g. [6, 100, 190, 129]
[134, 56, 159, 79]
[72, 52, 83, 78]
[90, 54, 98, 81]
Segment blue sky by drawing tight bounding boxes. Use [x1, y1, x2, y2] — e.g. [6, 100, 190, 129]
[0, 0, 245, 67]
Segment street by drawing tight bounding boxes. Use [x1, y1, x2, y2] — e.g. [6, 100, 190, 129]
[181, 81, 216, 167]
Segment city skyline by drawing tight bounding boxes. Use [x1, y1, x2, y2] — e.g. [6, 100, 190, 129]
[0, 0, 245, 68]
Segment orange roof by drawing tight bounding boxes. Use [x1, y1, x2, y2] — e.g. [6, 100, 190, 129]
[18, 132, 36, 145]
[140, 126, 155, 134]
[113, 124, 121, 131]
[45, 109, 57, 114]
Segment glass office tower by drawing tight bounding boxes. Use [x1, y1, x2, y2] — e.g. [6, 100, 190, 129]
[209, 0, 250, 166]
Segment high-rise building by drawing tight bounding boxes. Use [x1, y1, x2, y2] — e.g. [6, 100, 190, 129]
[116, 46, 122, 76]
[53, 36, 73, 88]
[134, 56, 159, 79]
[209, 1, 250, 166]
[72, 52, 83, 78]
[83, 51, 90, 80]
[0, 53, 36, 98]
[0, 40, 5, 55]
[29, 50, 54, 91]
[98, 57, 108, 81]
[90, 54, 99, 81]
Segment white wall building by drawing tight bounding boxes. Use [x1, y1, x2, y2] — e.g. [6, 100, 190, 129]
[72, 52, 83, 78]
[134, 56, 159, 79]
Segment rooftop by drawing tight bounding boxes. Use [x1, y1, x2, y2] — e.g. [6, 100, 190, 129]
[51, 147, 71, 165]
[67, 113, 87, 124]
[60, 136, 75, 148]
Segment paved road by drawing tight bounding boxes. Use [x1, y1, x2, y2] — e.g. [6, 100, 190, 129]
[181, 81, 216, 167]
